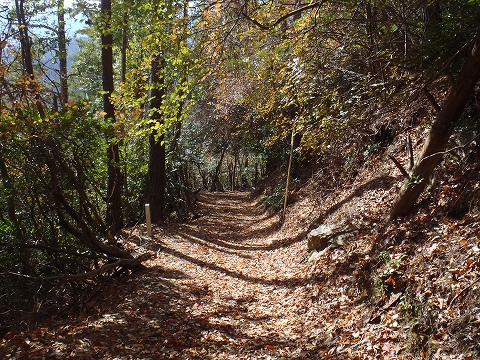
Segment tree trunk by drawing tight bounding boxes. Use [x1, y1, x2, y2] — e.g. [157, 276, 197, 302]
[235, 153, 240, 189]
[57, 0, 68, 105]
[147, 129, 166, 222]
[0, 155, 22, 240]
[146, 55, 166, 223]
[389, 29, 480, 220]
[210, 147, 226, 191]
[101, 0, 123, 233]
[233, 153, 238, 190]
[423, 0, 442, 32]
[228, 160, 234, 190]
[15, 0, 45, 120]
[281, 131, 295, 222]
[121, 12, 128, 83]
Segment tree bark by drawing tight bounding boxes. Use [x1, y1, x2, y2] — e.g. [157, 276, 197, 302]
[101, 0, 123, 233]
[281, 131, 295, 223]
[389, 29, 480, 220]
[146, 55, 166, 223]
[210, 147, 226, 191]
[15, 0, 46, 120]
[121, 12, 128, 83]
[57, 0, 68, 105]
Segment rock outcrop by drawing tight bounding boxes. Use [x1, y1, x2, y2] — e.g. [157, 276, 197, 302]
[307, 223, 357, 252]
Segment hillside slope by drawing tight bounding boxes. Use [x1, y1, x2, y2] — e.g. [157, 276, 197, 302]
[278, 85, 480, 358]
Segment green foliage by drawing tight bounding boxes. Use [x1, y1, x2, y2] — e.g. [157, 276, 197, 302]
[422, 0, 480, 72]
[109, 0, 200, 140]
[69, 37, 103, 105]
[261, 185, 285, 210]
[0, 99, 111, 325]
[407, 175, 424, 189]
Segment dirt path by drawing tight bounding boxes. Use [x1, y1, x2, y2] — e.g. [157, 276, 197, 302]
[2, 192, 329, 359]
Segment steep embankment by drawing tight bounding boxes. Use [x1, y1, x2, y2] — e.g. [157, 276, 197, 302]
[278, 107, 480, 358]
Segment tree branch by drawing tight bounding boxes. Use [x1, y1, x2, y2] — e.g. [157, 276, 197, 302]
[423, 87, 441, 112]
[241, 1, 325, 30]
[407, 135, 414, 170]
[388, 154, 411, 180]
[0, 253, 151, 282]
[418, 132, 480, 164]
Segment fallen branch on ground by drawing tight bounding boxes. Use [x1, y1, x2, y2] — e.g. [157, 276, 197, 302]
[0, 253, 151, 282]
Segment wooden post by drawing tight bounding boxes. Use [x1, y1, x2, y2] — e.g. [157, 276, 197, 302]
[281, 131, 295, 223]
[145, 203, 152, 236]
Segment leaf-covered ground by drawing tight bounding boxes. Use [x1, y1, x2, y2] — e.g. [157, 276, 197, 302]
[1, 192, 325, 359]
[1, 176, 480, 359]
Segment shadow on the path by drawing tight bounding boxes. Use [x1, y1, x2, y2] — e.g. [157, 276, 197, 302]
[307, 175, 397, 231]
[153, 242, 309, 289]
[79, 179, 398, 359]
[24, 264, 323, 359]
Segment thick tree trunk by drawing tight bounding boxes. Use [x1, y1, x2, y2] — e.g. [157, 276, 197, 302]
[101, 0, 123, 233]
[147, 129, 166, 223]
[389, 29, 480, 220]
[146, 56, 166, 223]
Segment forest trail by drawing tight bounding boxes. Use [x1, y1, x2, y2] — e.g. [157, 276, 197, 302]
[3, 192, 332, 359]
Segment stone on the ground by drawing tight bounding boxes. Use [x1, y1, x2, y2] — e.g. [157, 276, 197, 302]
[307, 223, 356, 251]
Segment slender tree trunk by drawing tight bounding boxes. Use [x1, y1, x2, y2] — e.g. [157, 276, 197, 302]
[235, 153, 240, 189]
[210, 147, 226, 191]
[0, 155, 22, 240]
[15, 0, 45, 120]
[101, 0, 123, 233]
[228, 161, 234, 190]
[233, 153, 237, 190]
[57, 0, 68, 105]
[242, 152, 249, 188]
[16, 0, 33, 76]
[146, 56, 166, 223]
[121, 12, 128, 83]
[365, 1, 378, 77]
[281, 131, 295, 222]
[196, 163, 208, 189]
[389, 29, 480, 220]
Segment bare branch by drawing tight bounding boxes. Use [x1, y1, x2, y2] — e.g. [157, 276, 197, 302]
[241, 1, 325, 30]
[423, 87, 441, 112]
[0, 253, 151, 282]
[419, 132, 480, 164]
[388, 154, 411, 180]
[407, 135, 414, 170]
